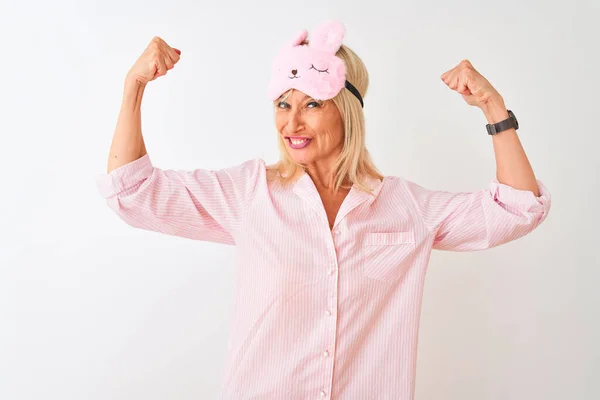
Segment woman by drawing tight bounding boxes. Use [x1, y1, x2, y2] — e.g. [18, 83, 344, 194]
[97, 21, 550, 400]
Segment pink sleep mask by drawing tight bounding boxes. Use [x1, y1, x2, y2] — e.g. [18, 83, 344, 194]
[267, 20, 364, 107]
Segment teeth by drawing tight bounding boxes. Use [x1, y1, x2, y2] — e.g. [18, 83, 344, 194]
[291, 139, 307, 145]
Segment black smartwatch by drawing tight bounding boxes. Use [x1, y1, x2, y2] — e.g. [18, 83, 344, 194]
[486, 109, 519, 135]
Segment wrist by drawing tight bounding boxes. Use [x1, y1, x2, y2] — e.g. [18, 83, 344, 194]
[482, 97, 509, 124]
[124, 73, 147, 91]
[123, 76, 146, 99]
[122, 76, 146, 111]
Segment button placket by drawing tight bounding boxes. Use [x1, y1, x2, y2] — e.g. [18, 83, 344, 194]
[321, 275, 336, 399]
[321, 227, 338, 400]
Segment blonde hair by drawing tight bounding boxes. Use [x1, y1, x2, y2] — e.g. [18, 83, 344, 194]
[267, 42, 383, 194]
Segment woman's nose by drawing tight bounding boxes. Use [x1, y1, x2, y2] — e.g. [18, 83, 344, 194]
[286, 111, 304, 132]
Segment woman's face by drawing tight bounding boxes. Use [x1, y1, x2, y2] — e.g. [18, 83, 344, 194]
[275, 90, 344, 167]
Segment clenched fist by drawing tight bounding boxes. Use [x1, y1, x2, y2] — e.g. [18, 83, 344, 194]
[126, 37, 181, 85]
[440, 59, 502, 109]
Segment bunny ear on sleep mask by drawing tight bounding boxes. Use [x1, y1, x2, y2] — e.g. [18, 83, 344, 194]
[267, 20, 364, 107]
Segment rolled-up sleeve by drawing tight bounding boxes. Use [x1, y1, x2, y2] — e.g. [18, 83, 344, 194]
[404, 178, 551, 251]
[96, 154, 264, 245]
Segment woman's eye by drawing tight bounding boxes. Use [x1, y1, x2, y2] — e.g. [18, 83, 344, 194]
[307, 101, 320, 108]
[277, 101, 289, 109]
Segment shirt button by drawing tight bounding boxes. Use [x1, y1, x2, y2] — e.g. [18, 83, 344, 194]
[320, 390, 327, 397]
[323, 350, 329, 357]
[325, 310, 332, 316]
[328, 268, 335, 275]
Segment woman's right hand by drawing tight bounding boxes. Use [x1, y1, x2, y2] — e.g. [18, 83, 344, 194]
[126, 37, 181, 86]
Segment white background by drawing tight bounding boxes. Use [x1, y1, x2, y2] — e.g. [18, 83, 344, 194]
[1, 0, 598, 399]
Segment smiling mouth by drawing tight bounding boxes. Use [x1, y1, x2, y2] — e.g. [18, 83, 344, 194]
[284, 136, 312, 149]
[288, 75, 301, 79]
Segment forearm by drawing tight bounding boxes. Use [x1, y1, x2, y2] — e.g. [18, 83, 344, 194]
[483, 97, 540, 197]
[107, 78, 148, 174]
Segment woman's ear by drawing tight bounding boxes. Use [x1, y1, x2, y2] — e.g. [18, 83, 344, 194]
[309, 20, 345, 54]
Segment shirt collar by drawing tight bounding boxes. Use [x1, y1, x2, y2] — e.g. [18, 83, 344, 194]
[293, 172, 383, 230]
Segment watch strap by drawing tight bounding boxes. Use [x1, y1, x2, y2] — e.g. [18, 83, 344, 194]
[486, 109, 518, 135]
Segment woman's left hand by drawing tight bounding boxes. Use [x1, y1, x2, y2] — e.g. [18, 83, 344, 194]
[440, 60, 504, 112]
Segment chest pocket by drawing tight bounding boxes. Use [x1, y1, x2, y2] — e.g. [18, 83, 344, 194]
[362, 231, 416, 283]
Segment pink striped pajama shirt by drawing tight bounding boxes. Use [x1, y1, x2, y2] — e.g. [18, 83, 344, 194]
[96, 153, 551, 399]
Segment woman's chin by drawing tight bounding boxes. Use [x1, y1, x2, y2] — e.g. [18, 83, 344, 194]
[288, 149, 315, 165]
[290, 155, 311, 165]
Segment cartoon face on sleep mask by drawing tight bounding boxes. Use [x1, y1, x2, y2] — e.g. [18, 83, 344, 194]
[267, 20, 364, 107]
